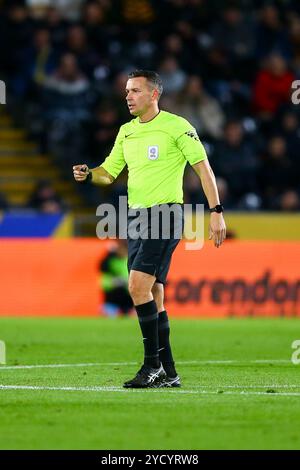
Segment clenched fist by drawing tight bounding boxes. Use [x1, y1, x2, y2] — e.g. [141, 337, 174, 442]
[73, 164, 90, 182]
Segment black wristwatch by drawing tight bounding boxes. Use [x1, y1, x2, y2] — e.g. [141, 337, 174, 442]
[85, 170, 92, 182]
[80, 167, 92, 183]
[209, 204, 224, 214]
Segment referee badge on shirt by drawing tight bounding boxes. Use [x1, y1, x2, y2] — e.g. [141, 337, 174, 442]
[147, 145, 159, 160]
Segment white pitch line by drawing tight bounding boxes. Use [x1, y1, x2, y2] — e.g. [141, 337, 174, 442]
[0, 384, 300, 397]
[0, 362, 137, 370]
[188, 384, 300, 389]
[0, 359, 291, 371]
[216, 390, 300, 397]
[0, 384, 128, 393]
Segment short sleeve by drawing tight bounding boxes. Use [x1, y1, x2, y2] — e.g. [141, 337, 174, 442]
[100, 126, 126, 179]
[172, 116, 207, 165]
[176, 128, 207, 165]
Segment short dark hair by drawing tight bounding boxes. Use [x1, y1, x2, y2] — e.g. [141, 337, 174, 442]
[127, 70, 163, 99]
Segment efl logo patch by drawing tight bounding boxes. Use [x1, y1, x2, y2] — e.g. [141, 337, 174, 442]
[147, 145, 159, 160]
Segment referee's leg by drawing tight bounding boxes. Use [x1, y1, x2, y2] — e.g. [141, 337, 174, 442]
[152, 283, 178, 378]
[128, 270, 160, 368]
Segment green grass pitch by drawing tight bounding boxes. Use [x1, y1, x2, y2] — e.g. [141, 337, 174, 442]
[0, 317, 299, 450]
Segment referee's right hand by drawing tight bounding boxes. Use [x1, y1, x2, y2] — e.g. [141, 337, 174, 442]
[73, 164, 89, 182]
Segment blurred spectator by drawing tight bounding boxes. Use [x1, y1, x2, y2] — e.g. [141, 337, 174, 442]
[27, 180, 65, 213]
[43, 6, 68, 50]
[253, 54, 295, 118]
[216, 177, 234, 210]
[11, 28, 58, 97]
[65, 25, 101, 78]
[255, 4, 292, 60]
[158, 56, 187, 95]
[279, 110, 300, 188]
[43, 52, 90, 102]
[100, 239, 133, 317]
[203, 45, 232, 83]
[183, 168, 235, 210]
[289, 15, 300, 76]
[260, 136, 294, 208]
[31, 29, 58, 86]
[210, 4, 256, 81]
[82, 1, 111, 54]
[161, 33, 194, 72]
[106, 72, 132, 123]
[42, 53, 91, 164]
[164, 75, 225, 139]
[174, 20, 202, 73]
[0, 5, 33, 76]
[184, 166, 206, 207]
[212, 120, 259, 202]
[128, 29, 157, 70]
[279, 110, 300, 164]
[89, 104, 121, 162]
[278, 189, 300, 211]
[163, 33, 184, 60]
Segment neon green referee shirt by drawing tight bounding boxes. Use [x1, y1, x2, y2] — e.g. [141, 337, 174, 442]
[100, 110, 207, 208]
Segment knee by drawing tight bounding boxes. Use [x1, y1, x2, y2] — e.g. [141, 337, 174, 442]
[128, 278, 139, 299]
[128, 271, 156, 305]
[128, 279, 151, 304]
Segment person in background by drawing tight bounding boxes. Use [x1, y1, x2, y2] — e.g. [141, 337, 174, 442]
[165, 75, 225, 139]
[27, 179, 65, 213]
[100, 239, 133, 317]
[253, 54, 295, 119]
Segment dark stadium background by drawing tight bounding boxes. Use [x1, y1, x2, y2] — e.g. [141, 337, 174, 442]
[0, 0, 299, 317]
[0, 0, 300, 451]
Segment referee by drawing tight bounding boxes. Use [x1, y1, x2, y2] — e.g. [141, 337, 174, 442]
[73, 70, 226, 388]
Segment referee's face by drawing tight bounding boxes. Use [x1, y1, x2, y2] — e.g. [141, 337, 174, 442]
[125, 77, 156, 116]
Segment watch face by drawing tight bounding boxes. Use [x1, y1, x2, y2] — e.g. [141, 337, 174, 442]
[210, 205, 224, 213]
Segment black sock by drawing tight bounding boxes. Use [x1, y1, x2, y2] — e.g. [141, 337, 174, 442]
[158, 310, 177, 377]
[135, 300, 160, 368]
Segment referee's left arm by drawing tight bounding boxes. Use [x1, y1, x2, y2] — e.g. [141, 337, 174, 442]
[175, 120, 226, 248]
[192, 159, 226, 248]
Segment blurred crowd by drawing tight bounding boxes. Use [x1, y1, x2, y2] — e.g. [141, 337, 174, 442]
[1, 0, 300, 211]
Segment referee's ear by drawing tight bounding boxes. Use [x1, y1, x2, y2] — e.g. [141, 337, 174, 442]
[152, 89, 160, 101]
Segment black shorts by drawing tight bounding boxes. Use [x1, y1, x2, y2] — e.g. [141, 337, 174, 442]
[127, 204, 184, 285]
